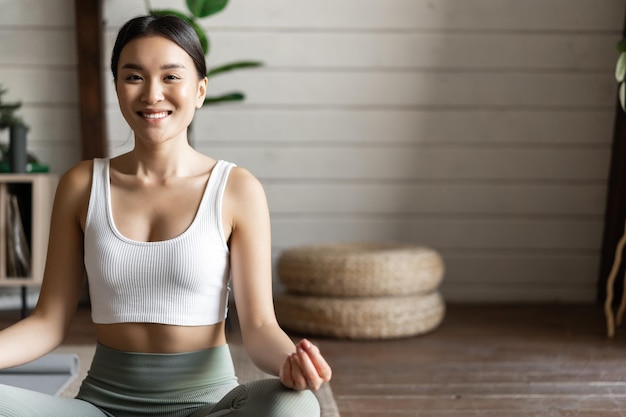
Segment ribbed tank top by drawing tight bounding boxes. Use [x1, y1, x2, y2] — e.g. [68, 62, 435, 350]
[84, 158, 235, 326]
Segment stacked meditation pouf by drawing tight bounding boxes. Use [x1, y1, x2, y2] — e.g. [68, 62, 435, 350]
[274, 243, 445, 339]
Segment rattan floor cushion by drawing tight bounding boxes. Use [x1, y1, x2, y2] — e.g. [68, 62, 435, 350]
[277, 243, 444, 297]
[275, 291, 445, 339]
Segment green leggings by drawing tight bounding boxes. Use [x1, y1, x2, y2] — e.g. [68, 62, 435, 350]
[0, 344, 320, 417]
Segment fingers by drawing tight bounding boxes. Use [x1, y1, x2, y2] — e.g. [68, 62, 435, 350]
[280, 352, 307, 390]
[289, 353, 310, 390]
[280, 339, 334, 391]
[279, 356, 294, 388]
[298, 339, 333, 383]
[291, 339, 332, 391]
[294, 347, 324, 391]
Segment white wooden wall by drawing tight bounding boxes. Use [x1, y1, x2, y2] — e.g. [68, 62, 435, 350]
[0, 0, 623, 303]
[105, 0, 624, 302]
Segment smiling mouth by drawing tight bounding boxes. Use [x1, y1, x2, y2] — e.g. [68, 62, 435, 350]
[139, 111, 171, 119]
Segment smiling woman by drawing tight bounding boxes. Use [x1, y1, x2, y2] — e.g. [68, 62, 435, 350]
[0, 14, 330, 417]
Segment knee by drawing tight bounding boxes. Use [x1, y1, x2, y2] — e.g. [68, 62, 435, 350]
[253, 379, 321, 417]
[0, 384, 38, 417]
[293, 389, 320, 417]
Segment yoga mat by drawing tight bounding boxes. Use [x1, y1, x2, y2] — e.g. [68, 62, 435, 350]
[0, 353, 79, 396]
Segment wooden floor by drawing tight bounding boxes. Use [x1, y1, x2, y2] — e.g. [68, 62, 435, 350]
[1, 303, 625, 417]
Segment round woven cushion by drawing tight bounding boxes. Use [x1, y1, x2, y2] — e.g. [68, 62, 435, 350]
[275, 291, 445, 339]
[277, 243, 444, 297]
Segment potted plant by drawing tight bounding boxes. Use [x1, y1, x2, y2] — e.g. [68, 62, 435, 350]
[0, 85, 29, 173]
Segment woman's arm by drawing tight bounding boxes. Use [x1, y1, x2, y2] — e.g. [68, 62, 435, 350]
[226, 167, 331, 391]
[0, 162, 91, 368]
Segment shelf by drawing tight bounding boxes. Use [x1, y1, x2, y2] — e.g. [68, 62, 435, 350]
[0, 174, 57, 287]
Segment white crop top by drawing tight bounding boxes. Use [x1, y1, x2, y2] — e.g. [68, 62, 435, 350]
[84, 158, 235, 326]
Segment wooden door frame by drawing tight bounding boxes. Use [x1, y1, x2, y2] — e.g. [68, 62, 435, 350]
[74, 0, 107, 160]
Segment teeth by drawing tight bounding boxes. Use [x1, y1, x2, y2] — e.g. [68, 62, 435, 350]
[143, 112, 168, 119]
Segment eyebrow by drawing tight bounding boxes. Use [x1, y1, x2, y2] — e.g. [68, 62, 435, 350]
[121, 63, 187, 70]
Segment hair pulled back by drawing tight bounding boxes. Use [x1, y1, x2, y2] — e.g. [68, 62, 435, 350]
[111, 15, 207, 80]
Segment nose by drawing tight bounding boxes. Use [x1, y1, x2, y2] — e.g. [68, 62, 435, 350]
[141, 79, 164, 104]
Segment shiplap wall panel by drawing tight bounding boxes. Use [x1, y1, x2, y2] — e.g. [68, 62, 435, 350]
[443, 254, 599, 284]
[16, 108, 81, 144]
[208, 72, 615, 107]
[0, 0, 74, 27]
[192, 147, 609, 181]
[264, 184, 606, 216]
[0, 69, 77, 105]
[205, 32, 618, 71]
[103, 0, 625, 302]
[270, 218, 603, 250]
[441, 284, 597, 303]
[195, 109, 615, 145]
[356, 254, 596, 301]
[0, 29, 76, 66]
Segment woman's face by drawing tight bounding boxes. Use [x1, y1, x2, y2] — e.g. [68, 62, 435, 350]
[115, 35, 207, 147]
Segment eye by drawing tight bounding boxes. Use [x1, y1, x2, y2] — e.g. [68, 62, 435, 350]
[164, 74, 181, 81]
[124, 74, 143, 82]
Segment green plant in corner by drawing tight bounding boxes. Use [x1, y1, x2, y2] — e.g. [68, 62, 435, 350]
[0, 85, 28, 131]
[145, 0, 263, 106]
[616, 38, 626, 112]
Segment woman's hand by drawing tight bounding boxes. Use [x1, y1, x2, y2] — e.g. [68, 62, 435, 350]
[279, 339, 332, 391]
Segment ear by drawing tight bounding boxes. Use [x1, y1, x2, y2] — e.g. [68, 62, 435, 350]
[196, 77, 208, 109]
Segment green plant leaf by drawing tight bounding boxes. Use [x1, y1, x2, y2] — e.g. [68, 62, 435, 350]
[620, 82, 626, 112]
[617, 52, 626, 82]
[186, 0, 228, 18]
[207, 61, 263, 77]
[203, 92, 244, 105]
[618, 38, 626, 53]
[150, 9, 209, 54]
[0, 102, 21, 112]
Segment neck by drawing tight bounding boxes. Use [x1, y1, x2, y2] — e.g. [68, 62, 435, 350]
[121, 144, 201, 180]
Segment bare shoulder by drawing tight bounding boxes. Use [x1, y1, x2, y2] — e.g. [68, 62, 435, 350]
[223, 166, 269, 226]
[226, 166, 265, 197]
[57, 160, 93, 197]
[54, 160, 94, 223]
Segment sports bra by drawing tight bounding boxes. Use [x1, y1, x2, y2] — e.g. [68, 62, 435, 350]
[83, 158, 235, 326]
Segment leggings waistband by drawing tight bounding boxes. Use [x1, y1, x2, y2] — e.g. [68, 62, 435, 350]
[82, 343, 237, 393]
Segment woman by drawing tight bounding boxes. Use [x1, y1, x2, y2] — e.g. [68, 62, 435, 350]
[0, 15, 331, 417]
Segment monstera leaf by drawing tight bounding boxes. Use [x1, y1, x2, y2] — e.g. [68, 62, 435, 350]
[150, 9, 209, 54]
[186, 0, 228, 18]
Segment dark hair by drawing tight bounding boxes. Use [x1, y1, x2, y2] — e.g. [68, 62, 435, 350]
[111, 15, 207, 80]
